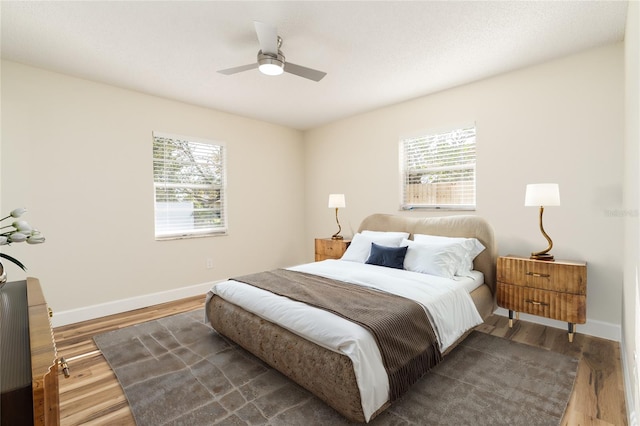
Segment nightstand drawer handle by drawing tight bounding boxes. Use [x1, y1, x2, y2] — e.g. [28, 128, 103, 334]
[525, 299, 549, 307]
[526, 272, 550, 278]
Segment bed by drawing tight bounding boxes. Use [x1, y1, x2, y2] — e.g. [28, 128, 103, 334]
[205, 213, 497, 423]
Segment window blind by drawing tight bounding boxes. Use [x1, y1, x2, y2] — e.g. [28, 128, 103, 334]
[152, 132, 226, 239]
[400, 125, 476, 210]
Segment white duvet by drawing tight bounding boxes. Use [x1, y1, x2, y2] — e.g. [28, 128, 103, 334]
[207, 259, 484, 422]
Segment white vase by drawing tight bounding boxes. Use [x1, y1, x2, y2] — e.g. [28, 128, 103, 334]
[0, 261, 7, 289]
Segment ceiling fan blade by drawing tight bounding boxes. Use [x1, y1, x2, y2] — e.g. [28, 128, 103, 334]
[217, 63, 258, 75]
[284, 62, 327, 82]
[254, 21, 278, 55]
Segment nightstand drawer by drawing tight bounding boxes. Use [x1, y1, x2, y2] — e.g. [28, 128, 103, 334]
[497, 282, 586, 324]
[315, 238, 351, 261]
[497, 256, 586, 294]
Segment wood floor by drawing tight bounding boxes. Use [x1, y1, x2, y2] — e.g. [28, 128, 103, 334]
[54, 297, 628, 425]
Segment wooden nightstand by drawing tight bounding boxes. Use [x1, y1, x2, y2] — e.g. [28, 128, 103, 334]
[315, 238, 351, 261]
[497, 255, 587, 342]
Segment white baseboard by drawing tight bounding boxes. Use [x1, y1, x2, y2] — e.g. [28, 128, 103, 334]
[493, 307, 621, 342]
[51, 281, 220, 328]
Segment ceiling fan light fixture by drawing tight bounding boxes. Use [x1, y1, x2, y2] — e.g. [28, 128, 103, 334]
[258, 51, 284, 76]
[259, 62, 284, 76]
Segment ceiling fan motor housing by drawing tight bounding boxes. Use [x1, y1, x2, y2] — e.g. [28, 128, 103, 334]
[257, 50, 285, 75]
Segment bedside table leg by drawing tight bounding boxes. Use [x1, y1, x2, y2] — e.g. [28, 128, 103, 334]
[568, 323, 575, 342]
[508, 310, 514, 328]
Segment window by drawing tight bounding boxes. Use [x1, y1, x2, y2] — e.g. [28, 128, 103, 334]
[152, 132, 226, 239]
[400, 124, 476, 210]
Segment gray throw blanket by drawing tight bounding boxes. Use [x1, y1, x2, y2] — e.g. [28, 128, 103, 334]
[231, 269, 442, 401]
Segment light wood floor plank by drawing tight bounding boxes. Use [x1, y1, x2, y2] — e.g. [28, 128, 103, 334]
[54, 297, 627, 425]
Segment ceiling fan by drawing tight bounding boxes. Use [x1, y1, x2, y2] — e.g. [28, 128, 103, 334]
[218, 21, 327, 82]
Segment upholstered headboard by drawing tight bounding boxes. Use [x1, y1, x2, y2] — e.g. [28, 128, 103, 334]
[357, 214, 497, 294]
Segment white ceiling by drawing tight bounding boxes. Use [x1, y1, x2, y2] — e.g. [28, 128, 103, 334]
[1, 1, 629, 130]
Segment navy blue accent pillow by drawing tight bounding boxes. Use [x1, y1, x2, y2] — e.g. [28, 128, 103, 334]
[365, 242, 408, 269]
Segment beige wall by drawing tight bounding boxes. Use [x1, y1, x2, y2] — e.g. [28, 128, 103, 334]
[623, 0, 640, 419]
[1, 61, 307, 314]
[304, 43, 625, 332]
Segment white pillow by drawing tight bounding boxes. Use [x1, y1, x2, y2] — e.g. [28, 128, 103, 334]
[361, 230, 410, 239]
[402, 239, 466, 279]
[413, 234, 485, 275]
[341, 233, 405, 263]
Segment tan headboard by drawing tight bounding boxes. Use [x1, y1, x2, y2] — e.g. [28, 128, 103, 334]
[357, 214, 497, 294]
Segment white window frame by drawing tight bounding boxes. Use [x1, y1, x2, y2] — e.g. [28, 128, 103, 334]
[399, 124, 476, 211]
[152, 131, 227, 240]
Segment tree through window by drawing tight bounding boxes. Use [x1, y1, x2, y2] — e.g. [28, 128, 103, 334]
[152, 132, 226, 239]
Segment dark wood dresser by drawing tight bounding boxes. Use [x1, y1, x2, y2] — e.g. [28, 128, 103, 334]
[1, 278, 60, 425]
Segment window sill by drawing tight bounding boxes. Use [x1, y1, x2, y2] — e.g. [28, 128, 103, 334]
[155, 231, 227, 241]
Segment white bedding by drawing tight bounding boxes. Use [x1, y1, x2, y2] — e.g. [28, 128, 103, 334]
[207, 259, 484, 422]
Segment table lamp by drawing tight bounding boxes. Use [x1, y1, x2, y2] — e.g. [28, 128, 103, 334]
[525, 183, 560, 261]
[328, 194, 346, 240]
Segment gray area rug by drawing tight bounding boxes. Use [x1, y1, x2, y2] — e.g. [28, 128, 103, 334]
[94, 310, 578, 425]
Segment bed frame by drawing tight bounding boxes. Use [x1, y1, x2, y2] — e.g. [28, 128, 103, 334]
[206, 214, 497, 422]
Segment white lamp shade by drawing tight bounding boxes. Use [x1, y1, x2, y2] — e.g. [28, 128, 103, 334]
[525, 183, 560, 206]
[328, 194, 346, 208]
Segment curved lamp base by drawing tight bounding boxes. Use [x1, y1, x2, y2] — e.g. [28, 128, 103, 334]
[531, 206, 555, 262]
[331, 207, 343, 240]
